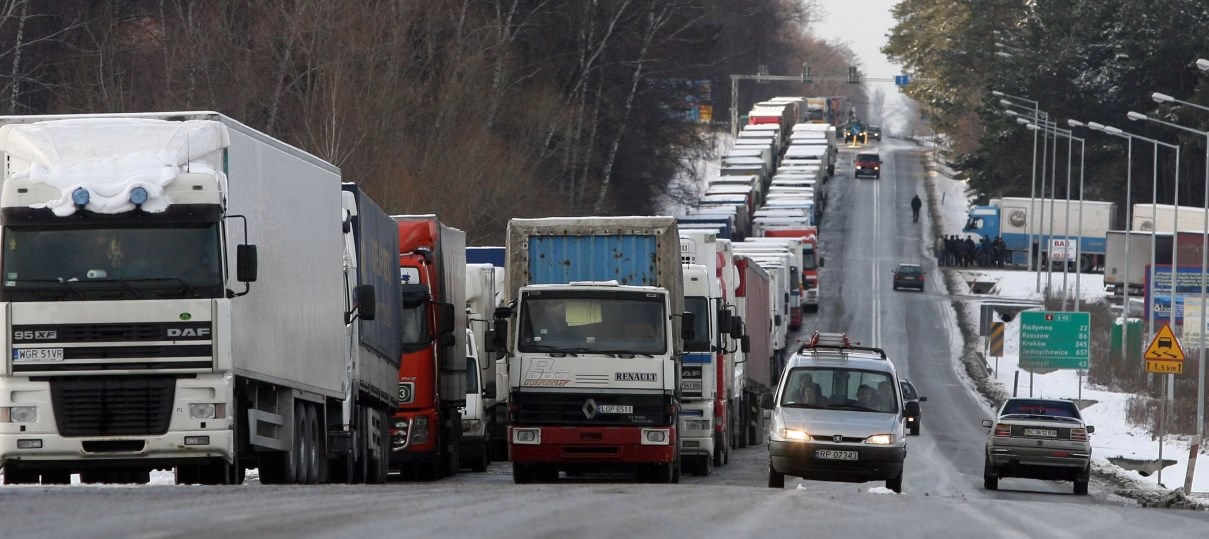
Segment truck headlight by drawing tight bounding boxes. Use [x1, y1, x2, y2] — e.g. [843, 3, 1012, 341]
[864, 434, 894, 445]
[189, 403, 216, 420]
[410, 416, 429, 444]
[641, 429, 670, 445]
[462, 419, 482, 434]
[684, 420, 709, 431]
[513, 428, 541, 444]
[2, 406, 38, 423]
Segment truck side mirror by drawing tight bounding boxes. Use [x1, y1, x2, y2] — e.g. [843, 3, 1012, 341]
[439, 332, 455, 347]
[484, 330, 496, 353]
[484, 380, 497, 400]
[437, 303, 456, 335]
[774, 314, 782, 327]
[729, 317, 744, 339]
[493, 319, 508, 350]
[760, 393, 774, 409]
[237, 244, 258, 282]
[819, 257, 825, 268]
[740, 335, 751, 353]
[717, 309, 733, 335]
[680, 312, 696, 341]
[353, 284, 376, 321]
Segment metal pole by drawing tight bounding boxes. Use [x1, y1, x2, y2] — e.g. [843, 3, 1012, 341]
[1076, 136, 1085, 311]
[1038, 115, 1050, 293]
[1191, 132, 1209, 495]
[1030, 126, 1040, 279]
[1123, 137, 1133, 362]
[1048, 125, 1059, 294]
[730, 76, 739, 138]
[1150, 143, 1158, 348]
[1063, 133, 1073, 310]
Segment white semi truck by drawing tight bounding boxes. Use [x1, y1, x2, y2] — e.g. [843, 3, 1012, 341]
[0, 112, 398, 485]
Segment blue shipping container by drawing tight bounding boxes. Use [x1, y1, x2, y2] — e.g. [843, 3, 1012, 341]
[527, 235, 659, 286]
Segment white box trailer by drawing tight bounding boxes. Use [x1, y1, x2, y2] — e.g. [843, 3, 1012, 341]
[0, 112, 393, 485]
[1131, 203, 1209, 233]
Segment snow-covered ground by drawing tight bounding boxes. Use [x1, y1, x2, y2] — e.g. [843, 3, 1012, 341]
[924, 143, 1209, 505]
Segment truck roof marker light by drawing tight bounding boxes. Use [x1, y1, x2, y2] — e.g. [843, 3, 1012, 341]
[129, 186, 149, 205]
[71, 187, 90, 206]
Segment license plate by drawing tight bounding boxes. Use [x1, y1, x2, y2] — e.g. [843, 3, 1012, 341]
[1023, 428, 1057, 438]
[681, 381, 702, 391]
[816, 449, 858, 461]
[13, 348, 64, 362]
[598, 405, 633, 414]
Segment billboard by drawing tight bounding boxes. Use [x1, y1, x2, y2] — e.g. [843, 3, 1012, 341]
[656, 79, 713, 123]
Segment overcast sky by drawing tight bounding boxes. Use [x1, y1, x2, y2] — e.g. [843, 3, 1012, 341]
[810, 0, 911, 130]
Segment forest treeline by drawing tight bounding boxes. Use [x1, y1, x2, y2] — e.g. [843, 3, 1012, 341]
[885, 0, 1209, 212]
[0, 0, 864, 244]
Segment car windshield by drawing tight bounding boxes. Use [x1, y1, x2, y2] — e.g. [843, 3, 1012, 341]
[781, 367, 897, 413]
[857, 154, 878, 162]
[1000, 399, 1081, 420]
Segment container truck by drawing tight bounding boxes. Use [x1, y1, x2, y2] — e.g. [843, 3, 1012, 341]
[0, 112, 395, 486]
[463, 263, 507, 467]
[1104, 231, 1207, 295]
[963, 197, 1117, 271]
[466, 246, 506, 267]
[390, 216, 467, 480]
[498, 217, 688, 483]
[760, 227, 822, 313]
[733, 255, 773, 447]
[1132, 204, 1209, 233]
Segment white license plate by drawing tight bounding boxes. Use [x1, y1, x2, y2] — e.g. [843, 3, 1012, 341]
[1023, 428, 1058, 438]
[598, 405, 633, 414]
[681, 381, 703, 391]
[816, 449, 858, 461]
[13, 348, 64, 362]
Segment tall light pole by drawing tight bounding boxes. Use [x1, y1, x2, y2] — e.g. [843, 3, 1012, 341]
[996, 91, 1047, 288]
[1094, 122, 1181, 487]
[1074, 119, 1133, 360]
[1022, 118, 1079, 309]
[1130, 102, 1209, 495]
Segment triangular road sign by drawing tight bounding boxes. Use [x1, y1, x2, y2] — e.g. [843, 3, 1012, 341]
[1144, 323, 1186, 361]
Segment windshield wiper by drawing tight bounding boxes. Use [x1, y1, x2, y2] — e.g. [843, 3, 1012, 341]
[88, 279, 144, 299]
[596, 350, 656, 358]
[826, 403, 879, 412]
[523, 345, 580, 356]
[127, 277, 200, 298]
[7, 279, 87, 300]
[781, 402, 827, 409]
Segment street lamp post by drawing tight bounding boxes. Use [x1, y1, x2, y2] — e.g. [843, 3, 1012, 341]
[1092, 122, 1181, 487]
[1073, 120, 1132, 357]
[996, 91, 1047, 288]
[1022, 118, 1079, 308]
[1130, 103, 1209, 495]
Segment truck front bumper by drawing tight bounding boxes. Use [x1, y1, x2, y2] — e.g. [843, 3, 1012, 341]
[509, 426, 676, 464]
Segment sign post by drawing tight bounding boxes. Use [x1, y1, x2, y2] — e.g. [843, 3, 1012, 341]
[1143, 323, 1185, 487]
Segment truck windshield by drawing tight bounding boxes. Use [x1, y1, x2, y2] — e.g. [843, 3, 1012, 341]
[518, 291, 667, 356]
[683, 297, 711, 352]
[802, 249, 817, 270]
[2, 224, 223, 301]
[400, 296, 430, 352]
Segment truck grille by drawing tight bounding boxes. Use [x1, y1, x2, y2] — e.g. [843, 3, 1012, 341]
[50, 376, 175, 437]
[511, 392, 670, 426]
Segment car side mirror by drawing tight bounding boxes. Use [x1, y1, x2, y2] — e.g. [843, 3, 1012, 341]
[919, 396, 928, 402]
[905, 401, 921, 417]
[760, 393, 774, 410]
[981, 419, 993, 428]
[1086, 425, 1095, 434]
[740, 335, 751, 353]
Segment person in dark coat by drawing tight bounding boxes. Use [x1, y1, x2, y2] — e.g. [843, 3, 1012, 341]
[963, 237, 976, 267]
[910, 195, 923, 223]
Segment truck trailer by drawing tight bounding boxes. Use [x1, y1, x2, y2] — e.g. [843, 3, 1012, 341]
[500, 217, 687, 483]
[390, 216, 467, 480]
[0, 112, 397, 485]
[963, 197, 1116, 271]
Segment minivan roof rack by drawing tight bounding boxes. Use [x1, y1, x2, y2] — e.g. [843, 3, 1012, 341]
[797, 331, 888, 359]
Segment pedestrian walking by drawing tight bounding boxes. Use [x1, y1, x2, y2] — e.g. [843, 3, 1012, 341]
[910, 195, 922, 223]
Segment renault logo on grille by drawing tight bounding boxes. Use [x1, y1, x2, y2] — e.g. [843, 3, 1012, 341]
[833, 435, 843, 443]
[582, 399, 598, 419]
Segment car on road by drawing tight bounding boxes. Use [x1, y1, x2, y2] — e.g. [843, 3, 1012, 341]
[899, 380, 926, 435]
[854, 152, 881, 179]
[982, 398, 1094, 495]
[764, 332, 919, 493]
[868, 125, 882, 141]
[891, 263, 925, 291]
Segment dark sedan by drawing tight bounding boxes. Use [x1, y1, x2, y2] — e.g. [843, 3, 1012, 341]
[892, 263, 925, 291]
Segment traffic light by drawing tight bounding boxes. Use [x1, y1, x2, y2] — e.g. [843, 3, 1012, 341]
[802, 63, 812, 84]
[848, 66, 859, 84]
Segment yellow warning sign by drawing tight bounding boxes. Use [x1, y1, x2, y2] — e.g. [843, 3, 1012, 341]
[1144, 323, 1185, 362]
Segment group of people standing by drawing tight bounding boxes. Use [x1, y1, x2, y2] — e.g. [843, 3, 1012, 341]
[934, 235, 1007, 267]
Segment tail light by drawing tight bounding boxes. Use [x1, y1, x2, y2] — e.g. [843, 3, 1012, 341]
[993, 424, 1011, 438]
[1070, 428, 1089, 442]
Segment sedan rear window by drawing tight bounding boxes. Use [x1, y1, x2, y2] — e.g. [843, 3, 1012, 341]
[1001, 399, 1080, 419]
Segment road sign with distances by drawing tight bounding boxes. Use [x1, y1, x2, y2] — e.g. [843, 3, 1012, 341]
[1018, 311, 1090, 369]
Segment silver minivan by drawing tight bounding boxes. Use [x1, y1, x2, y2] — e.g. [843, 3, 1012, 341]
[763, 333, 917, 492]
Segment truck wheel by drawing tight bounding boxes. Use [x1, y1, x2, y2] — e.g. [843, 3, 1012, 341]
[471, 441, 489, 473]
[369, 408, 389, 484]
[304, 403, 321, 484]
[1079, 255, 1094, 273]
[2, 464, 40, 485]
[713, 436, 724, 468]
[41, 470, 71, 485]
[81, 468, 118, 484]
[511, 461, 532, 484]
[295, 402, 312, 484]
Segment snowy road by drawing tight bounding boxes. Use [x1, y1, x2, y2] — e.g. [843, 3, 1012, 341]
[2, 140, 1208, 538]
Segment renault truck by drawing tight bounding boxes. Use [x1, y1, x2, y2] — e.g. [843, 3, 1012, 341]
[499, 217, 687, 483]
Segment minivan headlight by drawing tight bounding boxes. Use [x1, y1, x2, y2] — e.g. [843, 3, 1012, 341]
[865, 434, 894, 445]
[778, 428, 810, 442]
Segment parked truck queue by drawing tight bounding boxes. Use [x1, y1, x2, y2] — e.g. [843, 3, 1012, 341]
[0, 101, 866, 488]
